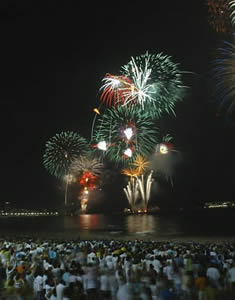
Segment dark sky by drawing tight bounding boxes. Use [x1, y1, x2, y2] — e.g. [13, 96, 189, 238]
[0, 1, 234, 210]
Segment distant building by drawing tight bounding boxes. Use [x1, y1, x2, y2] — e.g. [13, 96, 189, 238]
[204, 201, 235, 208]
[0, 207, 59, 217]
[4, 201, 11, 212]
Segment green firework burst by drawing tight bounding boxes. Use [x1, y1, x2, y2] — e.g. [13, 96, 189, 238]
[121, 51, 188, 118]
[43, 131, 88, 178]
[92, 106, 159, 166]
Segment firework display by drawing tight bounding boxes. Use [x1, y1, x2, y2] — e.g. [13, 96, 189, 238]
[70, 155, 104, 177]
[131, 155, 150, 175]
[121, 52, 187, 118]
[123, 178, 139, 211]
[121, 167, 141, 178]
[212, 37, 235, 123]
[43, 131, 88, 178]
[78, 170, 99, 213]
[99, 52, 187, 119]
[229, 0, 235, 26]
[137, 171, 154, 212]
[207, 0, 231, 33]
[92, 106, 159, 165]
[43, 50, 188, 212]
[100, 74, 136, 107]
[79, 171, 98, 190]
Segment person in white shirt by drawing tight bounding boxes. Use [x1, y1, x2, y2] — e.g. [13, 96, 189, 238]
[105, 253, 114, 270]
[206, 264, 221, 289]
[116, 277, 134, 300]
[163, 261, 174, 282]
[152, 255, 162, 274]
[227, 260, 235, 291]
[99, 269, 111, 299]
[49, 287, 57, 300]
[82, 263, 100, 298]
[87, 251, 97, 264]
[44, 278, 55, 300]
[33, 269, 44, 300]
[56, 279, 66, 300]
[108, 269, 118, 300]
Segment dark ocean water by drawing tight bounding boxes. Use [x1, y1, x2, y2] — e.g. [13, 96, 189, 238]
[0, 209, 235, 241]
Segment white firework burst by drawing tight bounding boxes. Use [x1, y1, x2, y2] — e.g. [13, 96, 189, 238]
[121, 55, 156, 109]
[70, 156, 104, 176]
[229, 0, 235, 26]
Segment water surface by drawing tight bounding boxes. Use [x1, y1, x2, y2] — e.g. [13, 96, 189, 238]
[0, 210, 235, 241]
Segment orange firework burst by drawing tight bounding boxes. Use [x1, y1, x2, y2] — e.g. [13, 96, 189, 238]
[132, 155, 150, 175]
[206, 0, 231, 33]
[121, 167, 141, 178]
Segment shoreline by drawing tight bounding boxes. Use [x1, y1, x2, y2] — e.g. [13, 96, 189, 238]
[1, 230, 235, 244]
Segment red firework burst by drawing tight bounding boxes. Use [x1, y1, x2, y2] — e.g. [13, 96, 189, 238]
[79, 171, 98, 190]
[100, 73, 137, 107]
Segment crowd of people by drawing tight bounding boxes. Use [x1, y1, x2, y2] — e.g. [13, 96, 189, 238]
[0, 237, 235, 299]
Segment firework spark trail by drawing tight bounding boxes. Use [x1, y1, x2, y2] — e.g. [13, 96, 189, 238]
[146, 170, 153, 204]
[136, 170, 154, 211]
[137, 175, 145, 208]
[123, 178, 139, 210]
[90, 104, 103, 143]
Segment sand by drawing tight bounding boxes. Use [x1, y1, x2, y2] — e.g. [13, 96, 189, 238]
[1, 229, 235, 245]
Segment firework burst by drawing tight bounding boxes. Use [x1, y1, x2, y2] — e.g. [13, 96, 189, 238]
[43, 131, 88, 178]
[100, 74, 137, 107]
[212, 36, 235, 124]
[92, 106, 159, 165]
[70, 155, 104, 177]
[207, 0, 231, 33]
[229, 0, 235, 26]
[79, 171, 98, 190]
[131, 155, 150, 175]
[121, 52, 187, 118]
[121, 167, 142, 178]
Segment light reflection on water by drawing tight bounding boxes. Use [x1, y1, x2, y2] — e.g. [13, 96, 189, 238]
[0, 211, 235, 239]
[63, 214, 182, 239]
[126, 214, 156, 234]
[78, 214, 105, 230]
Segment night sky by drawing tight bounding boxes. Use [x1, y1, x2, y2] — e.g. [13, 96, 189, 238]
[1, 1, 234, 210]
